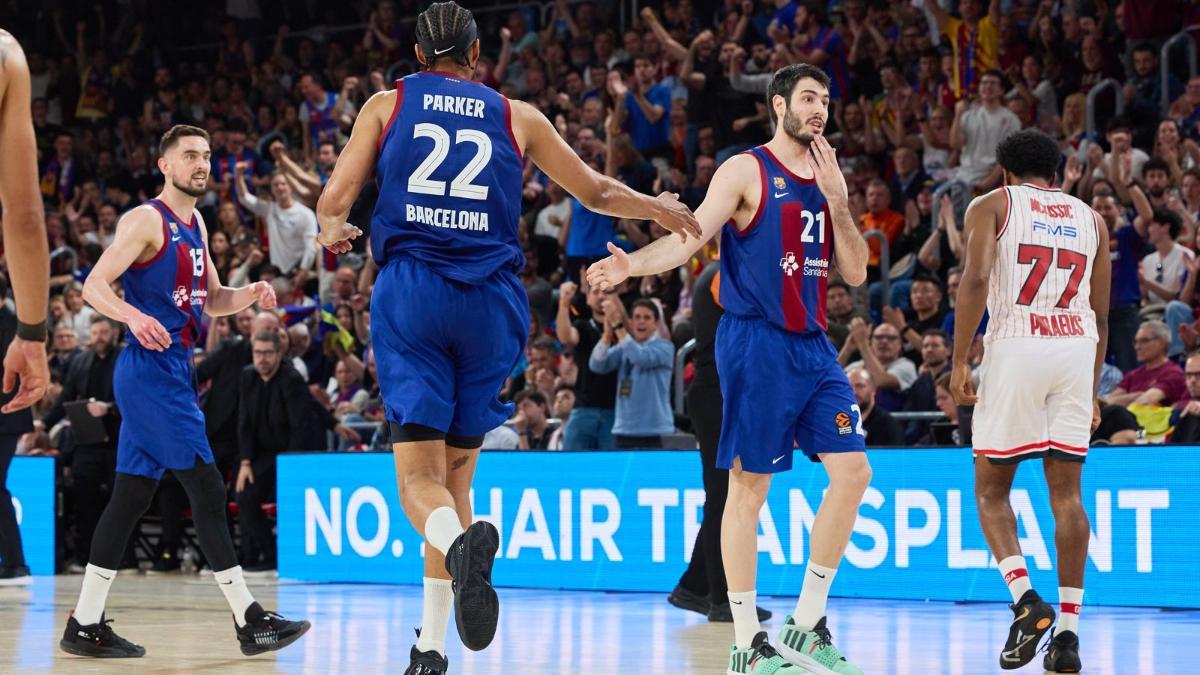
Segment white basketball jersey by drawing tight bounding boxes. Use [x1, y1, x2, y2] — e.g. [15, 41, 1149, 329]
[984, 184, 1100, 344]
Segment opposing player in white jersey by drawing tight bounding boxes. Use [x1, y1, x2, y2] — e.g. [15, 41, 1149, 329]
[950, 129, 1110, 673]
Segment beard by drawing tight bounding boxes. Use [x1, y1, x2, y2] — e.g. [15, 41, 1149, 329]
[172, 176, 208, 197]
[782, 106, 815, 146]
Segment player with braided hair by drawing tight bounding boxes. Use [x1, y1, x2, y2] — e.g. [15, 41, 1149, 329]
[315, 2, 700, 673]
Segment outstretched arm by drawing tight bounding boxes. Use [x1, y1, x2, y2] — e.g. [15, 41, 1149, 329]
[514, 99, 699, 239]
[315, 90, 392, 252]
[587, 154, 753, 288]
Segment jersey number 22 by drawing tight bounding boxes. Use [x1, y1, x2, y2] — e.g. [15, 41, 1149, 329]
[406, 122, 492, 200]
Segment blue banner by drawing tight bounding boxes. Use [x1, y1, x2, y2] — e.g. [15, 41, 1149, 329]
[278, 447, 1199, 608]
[8, 457, 55, 575]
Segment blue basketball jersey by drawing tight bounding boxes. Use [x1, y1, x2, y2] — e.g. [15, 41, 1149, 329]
[371, 71, 524, 284]
[120, 199, 208, 348]
[719, 146, 833, 335]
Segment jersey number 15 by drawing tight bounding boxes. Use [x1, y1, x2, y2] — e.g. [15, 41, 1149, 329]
[406, 122, 492, 200]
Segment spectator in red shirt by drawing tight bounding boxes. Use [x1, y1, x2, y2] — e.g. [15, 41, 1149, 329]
[1107, 321, 1188, 407]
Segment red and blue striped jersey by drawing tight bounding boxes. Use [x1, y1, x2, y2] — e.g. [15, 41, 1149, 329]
[719, 146, 832, 335]
[119, 199, 208, 348]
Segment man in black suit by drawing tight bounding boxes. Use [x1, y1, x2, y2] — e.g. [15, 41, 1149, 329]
[848, 367, 904, 447]
[668, 260, 770, 623]
[41, 315, 123, 570]
[147, 309, 278, 573]
[235, 330, 353, 572]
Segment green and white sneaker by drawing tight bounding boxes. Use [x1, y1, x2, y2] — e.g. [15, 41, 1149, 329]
[776, 615, 863, 675]
[728, 632, 812, 675]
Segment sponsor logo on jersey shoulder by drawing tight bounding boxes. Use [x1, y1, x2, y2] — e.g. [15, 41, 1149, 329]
[835, 412, 853, 435]
[1032, 221, 1078, 238]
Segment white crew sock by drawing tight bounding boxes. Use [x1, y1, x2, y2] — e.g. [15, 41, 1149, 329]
[998, 555, 1034, 603]
[73, 564, 117, 625]
[793, 561, 838, 630]
[424, 507, 465, 556]
[1058, 587, 1083, 634]
[416, 577, 455, 655]
[214, 566, 257, 627]
[728, 590, 760, 649]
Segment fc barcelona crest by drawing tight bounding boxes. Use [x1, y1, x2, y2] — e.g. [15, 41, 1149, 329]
[773, 176, 787, 190]
[169, 222, 179, 235]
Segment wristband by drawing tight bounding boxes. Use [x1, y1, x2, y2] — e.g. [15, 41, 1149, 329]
[16, 321, 46, 342]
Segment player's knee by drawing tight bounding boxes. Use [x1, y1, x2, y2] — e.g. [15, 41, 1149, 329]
[729, 472, 771, 506]
[1048, 490, 1085, 516]
[831, 455, 872, 494]
[975, 481, 1009, 508]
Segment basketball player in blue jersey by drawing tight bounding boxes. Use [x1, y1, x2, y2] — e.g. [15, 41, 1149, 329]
[313, 3, 699, 673]
[57, 125, 310, 658]
[589, 64, 871, 675]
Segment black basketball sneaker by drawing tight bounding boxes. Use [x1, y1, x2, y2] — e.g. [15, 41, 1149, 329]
[1042, 629, 1082, 673]
[59, 612, 146, 657]
[405, 642, 449, 674]
[235, 602, 311, 656]
[1000, 589, 1056, 669]
[445, 520, 501, 651]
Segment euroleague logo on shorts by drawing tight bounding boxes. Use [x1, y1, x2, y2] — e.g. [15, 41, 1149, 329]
[835, 412, 853, 435]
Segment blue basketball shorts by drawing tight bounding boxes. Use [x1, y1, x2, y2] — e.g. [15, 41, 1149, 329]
[715, 314, 866, 474]
[113, 345, 213, 480]
[371, 257, 530, 438]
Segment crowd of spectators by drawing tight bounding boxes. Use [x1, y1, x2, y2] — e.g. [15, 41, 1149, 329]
[8, 0, 1200, 571]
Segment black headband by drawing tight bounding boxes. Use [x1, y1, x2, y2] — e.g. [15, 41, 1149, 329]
[419, 16, 477, 62]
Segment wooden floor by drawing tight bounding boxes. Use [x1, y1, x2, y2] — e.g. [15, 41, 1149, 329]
[1, 575, 1195, 673]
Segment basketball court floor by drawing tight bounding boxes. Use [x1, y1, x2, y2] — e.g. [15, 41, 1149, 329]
[0, 575, 1194, 673]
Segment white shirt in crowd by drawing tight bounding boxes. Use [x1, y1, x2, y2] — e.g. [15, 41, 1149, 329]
[1141, 242, 1195, 308]
[956, 104, 1021, 186]
[237, 190, 318, 273]
[535, 198, 571, 240]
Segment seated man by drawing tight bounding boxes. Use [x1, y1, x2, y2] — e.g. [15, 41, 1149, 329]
[1169, 352, 1200, 443]
[1106, 321, 1187, 407]
[847, 367, 903, 446]
[841, 320, 918, 412]
[902, 330, 953, 443]
[1091, 404, 1140, 445]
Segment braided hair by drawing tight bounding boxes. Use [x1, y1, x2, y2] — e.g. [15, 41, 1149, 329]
[415, 1, 477, 70]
